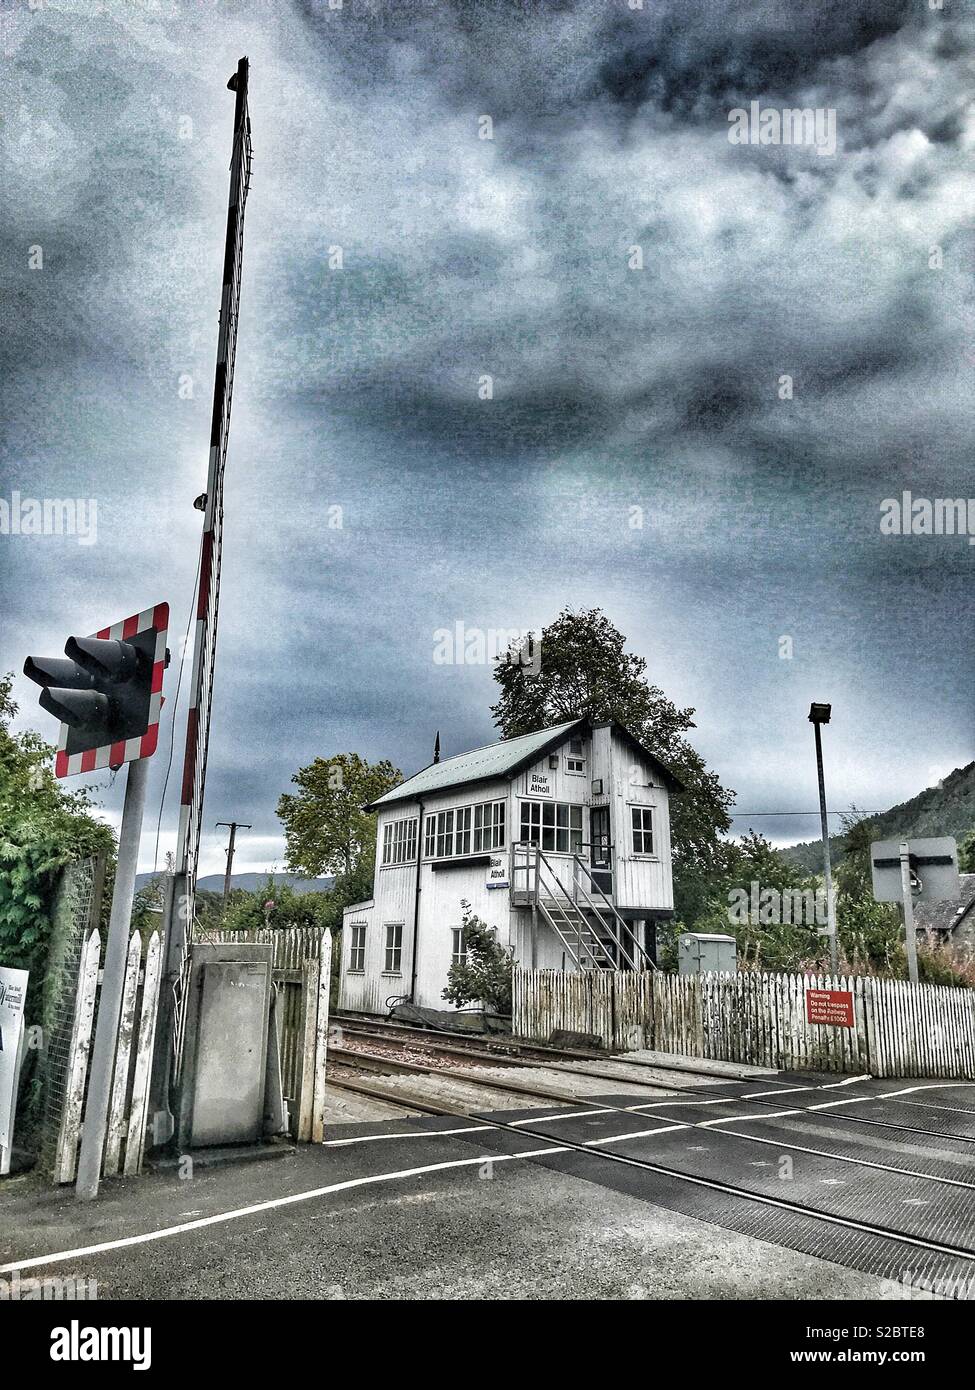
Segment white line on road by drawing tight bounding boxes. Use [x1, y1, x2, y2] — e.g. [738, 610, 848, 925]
[0, 1146, 570, 1276]
[587, 1124, 689, 1145]
[323, 1126, 492, 1146]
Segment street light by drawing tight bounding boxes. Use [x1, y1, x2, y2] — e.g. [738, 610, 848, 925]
[808, 702, 839, 973]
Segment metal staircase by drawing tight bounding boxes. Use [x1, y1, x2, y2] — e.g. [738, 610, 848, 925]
[512, 841, 655, 972]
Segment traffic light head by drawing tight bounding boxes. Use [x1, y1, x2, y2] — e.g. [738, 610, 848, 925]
[24, 603, 169, 777]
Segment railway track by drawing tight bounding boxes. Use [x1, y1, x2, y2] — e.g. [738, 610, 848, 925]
[323, 1047, 975, 1275]
[331, 1010, 767, 1080]
[330, 1014, 975, 1148]
[327, 1039, 975, 1187]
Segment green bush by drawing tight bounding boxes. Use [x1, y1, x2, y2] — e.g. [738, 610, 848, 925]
[0, 674, 114, 1009]
[442, 901, 513, 1015]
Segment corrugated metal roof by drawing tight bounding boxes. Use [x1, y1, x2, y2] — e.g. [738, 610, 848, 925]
[368, 719, 583, 809]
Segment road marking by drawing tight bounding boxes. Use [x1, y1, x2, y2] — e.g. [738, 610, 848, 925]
[0, 1146, 570, 1276]
[871, 1096, 975, 1118]
[323, 1126, 492, 1147]
[587, 1124, 687, 1146]
[509, 1107, 617, 1126]
[700, 1108, 800, 1126]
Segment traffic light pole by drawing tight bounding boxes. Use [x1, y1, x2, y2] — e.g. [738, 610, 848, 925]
[75, 756, 150, 1201]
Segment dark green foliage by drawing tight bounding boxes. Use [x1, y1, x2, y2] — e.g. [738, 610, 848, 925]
[442, 900, 513, 1014]
[220, 878, 333, 933]
[0, 674, 114, 1007]
[661, 830, 822, 971]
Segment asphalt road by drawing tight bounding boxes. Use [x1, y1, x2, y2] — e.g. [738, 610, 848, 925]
[2, 1074, 973, 1300]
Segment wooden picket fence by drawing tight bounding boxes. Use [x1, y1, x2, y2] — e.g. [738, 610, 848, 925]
[512, 967, 975, 1079]
[54, 928, 162, 1184]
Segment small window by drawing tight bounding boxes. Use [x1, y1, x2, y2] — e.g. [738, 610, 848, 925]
[384, 922, 403, 973]
[382, 816, 418, 865]
[455, 806, 472, 855]
[565, 737, 585, 775]
[349, 924, 367, 972]
[429, 809, 453, 858]
[450, 927, 467, 968]
[631, 806, 654, 855]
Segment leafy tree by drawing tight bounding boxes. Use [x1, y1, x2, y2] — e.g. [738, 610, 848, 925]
[492, 608, 735, 922]
[277, 752, 401, 878]
[220, 878, 333, 933]
[0, 673, 114, 991]
[958, 828, 975, 874]
[442, 900, 514, 1014]
[191, 888, 228, 934]
[831, 813, 903, 972]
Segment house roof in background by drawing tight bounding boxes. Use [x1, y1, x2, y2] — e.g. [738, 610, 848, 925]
[366, 717, 684, 810]
[913, 873, 975, 933]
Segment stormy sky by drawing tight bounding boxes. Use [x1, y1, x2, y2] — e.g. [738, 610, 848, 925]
[1, 0, 972, 875]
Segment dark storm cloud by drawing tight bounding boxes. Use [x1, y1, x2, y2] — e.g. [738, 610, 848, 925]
[1, 0, 972, 870]
[595, 0, 914, 116]
[247, 2, 974, 488]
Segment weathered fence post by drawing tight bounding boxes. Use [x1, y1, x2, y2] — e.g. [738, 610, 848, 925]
[55, 929, 101, 1184]
[125, 931, 163, 1176]
[102, 932, 143, 1175]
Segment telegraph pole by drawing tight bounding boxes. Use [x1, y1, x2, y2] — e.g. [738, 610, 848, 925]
[217, 820, 251, 909]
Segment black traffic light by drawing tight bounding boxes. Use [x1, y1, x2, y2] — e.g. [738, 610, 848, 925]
[24, 630, 159, 759]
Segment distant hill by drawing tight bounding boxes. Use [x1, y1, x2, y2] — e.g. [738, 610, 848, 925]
[780, 762, 975, 874]
[136, 871, 334, 896]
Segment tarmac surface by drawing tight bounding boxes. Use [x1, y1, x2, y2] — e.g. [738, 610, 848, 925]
[2, 1070, 973, 1300]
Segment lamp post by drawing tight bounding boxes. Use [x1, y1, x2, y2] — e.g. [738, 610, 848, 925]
[808, 702, 839, 974]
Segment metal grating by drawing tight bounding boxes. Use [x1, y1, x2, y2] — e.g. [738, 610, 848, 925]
[37, 855, 104, 1176]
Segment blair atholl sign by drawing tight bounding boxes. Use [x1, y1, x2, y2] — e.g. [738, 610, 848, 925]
[805, 987, 855, 1029]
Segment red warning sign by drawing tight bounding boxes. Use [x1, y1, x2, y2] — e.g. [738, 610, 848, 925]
[805, 988, 854, 1029]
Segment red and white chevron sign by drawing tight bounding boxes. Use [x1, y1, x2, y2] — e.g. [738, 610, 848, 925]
[54, 602, 169, 778]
